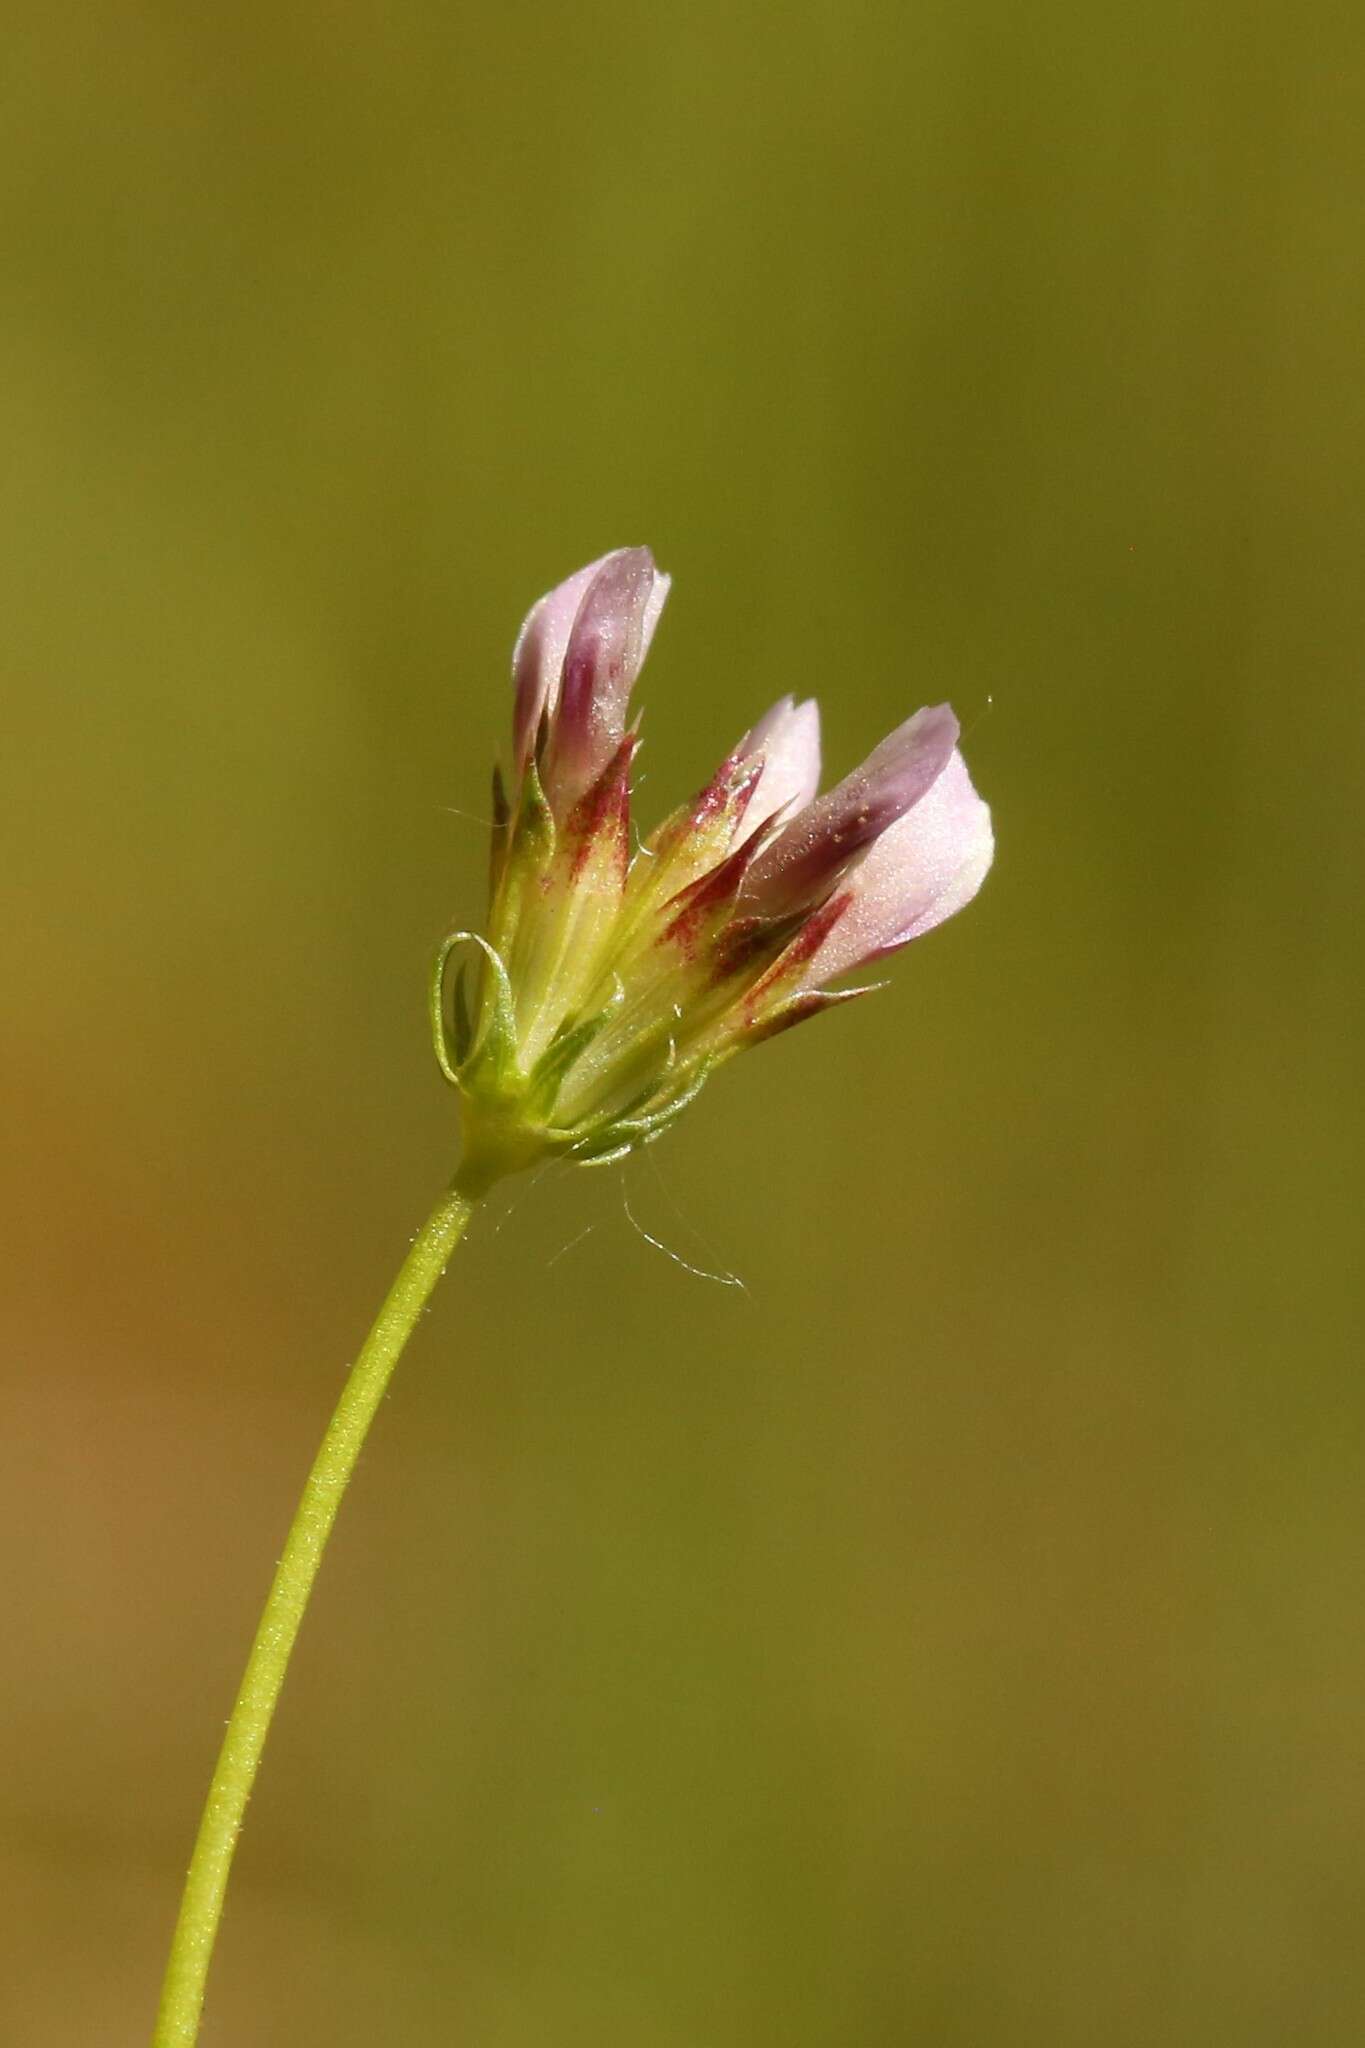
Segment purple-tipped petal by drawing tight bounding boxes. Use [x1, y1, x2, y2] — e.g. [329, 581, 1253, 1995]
[544, 548, 669, 814]
[803, 747, 993, 983]
[742, 702, 959, 913]
[736, 695, 822, 840]
[511, 554, 611, 769]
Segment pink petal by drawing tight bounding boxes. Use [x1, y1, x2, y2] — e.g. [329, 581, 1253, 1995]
[511, 554, 611, 769]
[742, 702, 959, 913]
[735, 695, 822, 840]
[544, 548, 670, 814]
[803, 747, 993, 983]
[639, 570, 670, 667]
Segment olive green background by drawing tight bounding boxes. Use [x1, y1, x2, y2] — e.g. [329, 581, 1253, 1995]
[4, 3, 1363, 2043]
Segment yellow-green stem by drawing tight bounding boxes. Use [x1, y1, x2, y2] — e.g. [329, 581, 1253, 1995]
[151, 1173, 485, 2048]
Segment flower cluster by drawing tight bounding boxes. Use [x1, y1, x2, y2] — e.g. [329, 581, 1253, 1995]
[434, 548, 993, 1182]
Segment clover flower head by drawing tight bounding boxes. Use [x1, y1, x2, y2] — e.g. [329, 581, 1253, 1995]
[434, 548, 993, 1182]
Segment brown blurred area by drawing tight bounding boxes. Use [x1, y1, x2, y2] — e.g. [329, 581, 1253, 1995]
[3, 2, 1364, 2042]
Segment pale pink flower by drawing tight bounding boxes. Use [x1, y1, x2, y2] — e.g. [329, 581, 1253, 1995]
[802, 747, 995, 983]
[511, 547, 670, 812]
[438, 550, 993, 1176]
[734, 694, 823, 838]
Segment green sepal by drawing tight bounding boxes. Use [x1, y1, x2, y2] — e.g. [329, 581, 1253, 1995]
[451, 960, 474, 1066]
[486, 763, 512, 904]
[524, 991, 622, 1121]
[568, 1140, 635, 1169]
[432, 931, 519, 1090]
[429, 932, 464, 1087]
[512, 755, 555, 874]
[564, 1057, 714, 1164]
[486, 756, 556, 963]
[742, 980, 885, 1045]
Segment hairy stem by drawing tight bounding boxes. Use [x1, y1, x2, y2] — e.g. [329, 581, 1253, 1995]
[152, 1172, 484, 2047]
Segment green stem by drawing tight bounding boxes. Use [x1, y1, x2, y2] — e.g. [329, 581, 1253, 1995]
[152, 1172, 485, 2048]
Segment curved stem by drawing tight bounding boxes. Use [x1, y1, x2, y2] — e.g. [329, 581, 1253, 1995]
[152, 1172, 485, 2048]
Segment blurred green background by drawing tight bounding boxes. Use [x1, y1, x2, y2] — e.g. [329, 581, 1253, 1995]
[4, 2, 1363, 2042]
